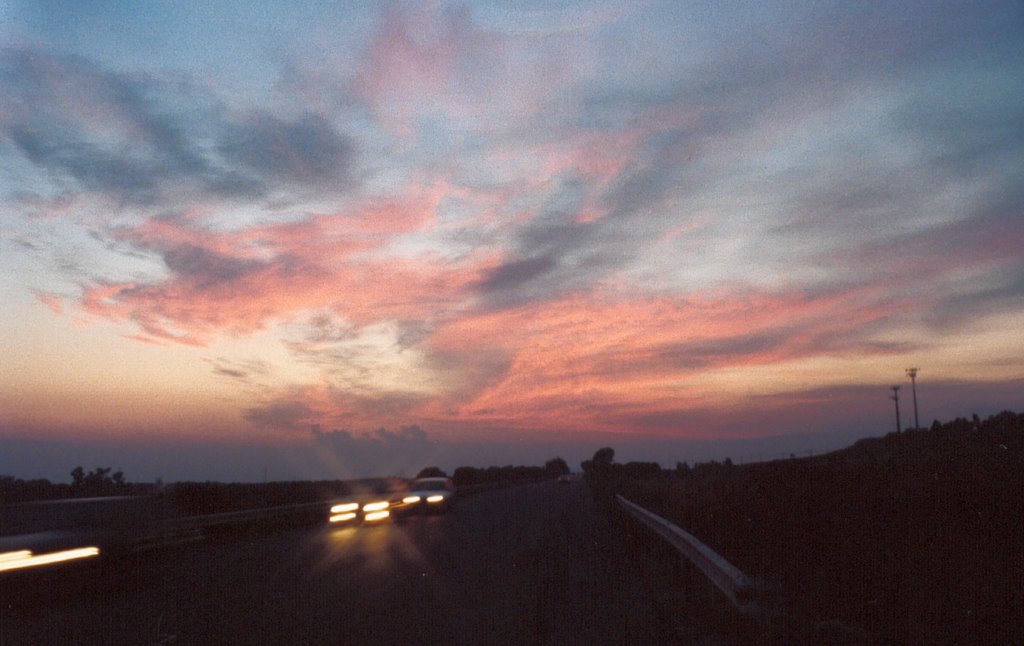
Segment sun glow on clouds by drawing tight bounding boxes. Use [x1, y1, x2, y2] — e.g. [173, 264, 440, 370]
[1, 2, 1022, 471]
[428, 285, 913, 432]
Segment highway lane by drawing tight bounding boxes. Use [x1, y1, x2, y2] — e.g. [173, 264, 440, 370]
[1, 479, 682, 645]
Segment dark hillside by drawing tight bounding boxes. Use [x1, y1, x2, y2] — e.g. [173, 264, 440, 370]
[612, 411, 1024, 643]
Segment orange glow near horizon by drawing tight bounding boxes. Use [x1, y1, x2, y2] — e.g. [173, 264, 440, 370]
[5, 277, 1023, 443]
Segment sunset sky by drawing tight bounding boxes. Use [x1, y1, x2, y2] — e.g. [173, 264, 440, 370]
[2, 1, 1022, 482]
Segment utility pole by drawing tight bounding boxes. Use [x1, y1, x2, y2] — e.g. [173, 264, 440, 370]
[906, 368, 920, 430]
[891, 385, 901, 434]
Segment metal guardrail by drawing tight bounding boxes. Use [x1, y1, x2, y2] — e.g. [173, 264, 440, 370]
[163, 500, 327, 531]
[616, 494, 764, 615]
[1, 501, 331, 570]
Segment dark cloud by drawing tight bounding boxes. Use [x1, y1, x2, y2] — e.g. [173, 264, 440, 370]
[1, 48, 219, 204]
[895, 90, 1024, 179]
[218, 113, 353, 185]
[575, 331, 792, 380]
[1, 47, 356, 207]
[313, 425, 430, 451]
[8, 124, 161, 202]
[332, 389, 427, 419]
[206, 357, 270, 383]
[394, 320, 433, 349]
[243, 400, 317, 430]
[654, 332, 785, 369]
[470, 2, 1023, 311]
[475, 254, 558, 293]
[470, 77, 781, 307]
[426, 345, 514, 405]
[470, 189, 634, 307]
[161, 244, 269, 290]
[794, 175, 1024, 332]
[213, 367, 248, 379]
[925, 269, 1024, 331]
[469, 174, 612, 305]
[310, 425, 439, 477]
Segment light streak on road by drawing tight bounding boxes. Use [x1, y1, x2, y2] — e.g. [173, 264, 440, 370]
[0, 547, 100, 572]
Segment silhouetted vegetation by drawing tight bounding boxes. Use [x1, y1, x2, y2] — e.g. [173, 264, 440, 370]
[0, 476, 68, 504]
[415, 466, 448, 478]
[70, 466, 127, 496]
[3, 456, 577, 515]
[582, 447, 666, 501]
[451, 460, 565, 488]
[592, 410, 1024, 644]
[543, 456, 570, 477]
[593, 446, 614, 465]
[0, 467, 158, 504]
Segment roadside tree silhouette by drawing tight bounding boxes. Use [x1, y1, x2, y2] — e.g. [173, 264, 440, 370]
[593, 447, 615, 465]
[544, 457, 570, 477]
[70, 466, 126, 496]
[581, 447, 619, 501]
[416, 466, 447, 478]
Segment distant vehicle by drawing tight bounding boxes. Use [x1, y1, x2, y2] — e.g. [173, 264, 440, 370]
[327, 480, 406, 525]
[556, 474, 572, 484]
[397, 477, 456, 514]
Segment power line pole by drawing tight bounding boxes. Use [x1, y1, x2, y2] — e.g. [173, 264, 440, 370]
[891, 385, 901, 434]
[906, 368, 920, 430]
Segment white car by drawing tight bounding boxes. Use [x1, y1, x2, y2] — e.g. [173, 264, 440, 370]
[397, 477, 456, 514]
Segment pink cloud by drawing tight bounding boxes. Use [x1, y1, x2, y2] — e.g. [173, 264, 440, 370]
[419, 284, 901, 434]
[79, 184, 476, 344]
[34, 292, 64, 315]
[530, 130, 642, 187]
[350, 4, 581, 135]
[350, 5, 468, 134]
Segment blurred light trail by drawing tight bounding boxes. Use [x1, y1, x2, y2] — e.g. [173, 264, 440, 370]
[0, 547, 100, 572]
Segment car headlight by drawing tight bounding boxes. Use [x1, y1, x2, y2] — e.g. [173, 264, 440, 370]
[362, 501, 389, 512]
[426, 495, 445, 503]
[364, 510, 390, 521]
[331, 502, 360, 513]
[329, 512, 357, 523]
[403, 495, 421, 504]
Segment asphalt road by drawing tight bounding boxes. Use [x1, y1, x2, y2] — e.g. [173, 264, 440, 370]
[1, 480, 682, 645]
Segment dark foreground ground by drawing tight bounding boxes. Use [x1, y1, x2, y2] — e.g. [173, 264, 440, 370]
[1, 478, 742, 645]
[613, 413, 1024, 644]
